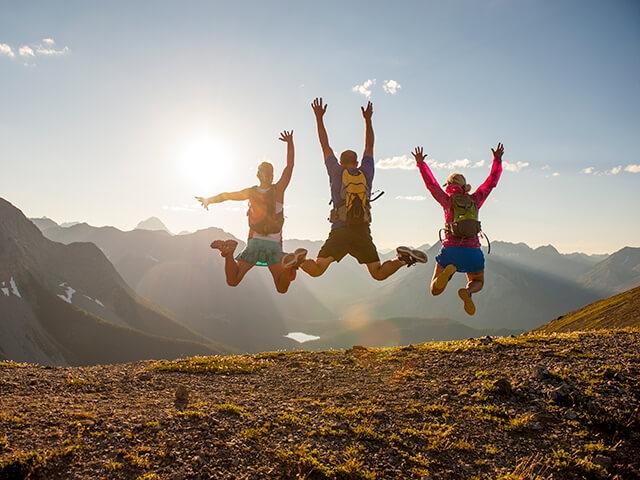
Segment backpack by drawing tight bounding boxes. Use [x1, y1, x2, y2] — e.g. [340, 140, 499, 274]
[330, 169, 371, 226]
[446, 193, 481, 238]
[247, 186, 284, 235]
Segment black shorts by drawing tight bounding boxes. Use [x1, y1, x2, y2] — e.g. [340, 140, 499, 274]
[318, 225, 380, 265]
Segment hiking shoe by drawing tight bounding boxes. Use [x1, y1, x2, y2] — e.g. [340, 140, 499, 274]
[282, 248, 308, 269]
[396, 246, 428, 267]
[211, 239, 237, 257]
[458, 288, 476, 316]
[434, 264, 457, 292]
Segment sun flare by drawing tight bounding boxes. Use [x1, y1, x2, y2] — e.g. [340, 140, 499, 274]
[179, 135, 233, 191]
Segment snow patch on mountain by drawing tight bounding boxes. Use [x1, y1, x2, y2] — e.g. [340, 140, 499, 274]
[1, 277, 21, 298]
[83, 294, 105, 307]
[57, 283, 76, 304]
[10, 277, 21, 297]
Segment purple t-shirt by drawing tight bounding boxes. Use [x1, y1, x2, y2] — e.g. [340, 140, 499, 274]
[325, 154, 374, 229]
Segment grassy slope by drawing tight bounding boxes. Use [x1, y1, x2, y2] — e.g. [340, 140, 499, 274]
[1, 330, 639, 479]
[535, 286, 640, 333]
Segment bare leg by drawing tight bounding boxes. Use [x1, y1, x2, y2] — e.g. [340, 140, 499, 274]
[458, 270, 484, 316]
[465, 271, 485, 294]
[430, 264, 446, 296]
[366, 259, 405, 281]
[224, 256, 253, 287]
[431, 263, 457, 296]
[269, 264, 294, 294]
[300, 257, 335, 277]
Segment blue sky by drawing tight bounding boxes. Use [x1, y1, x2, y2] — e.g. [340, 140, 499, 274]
[1, 0, 638, 253]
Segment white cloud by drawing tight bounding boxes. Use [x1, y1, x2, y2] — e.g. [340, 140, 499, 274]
[607, 165, 622, 175]
[35, 44, 69, 56]
[19, 45, 35, 57]
[376, 155, 415, 170]
[396, 195, 427, 201]
[382, 79, 401, 95]
[580, 167, 595, 174]
[624, 164, 640, 173]
[352, 79, 376, 98]
[2, 38, 69, 64]
[503, 161, 529, 173]
[552, 172, 560, 177]
[541, 165, 551, 170]
[377, 155, 488, 171]
[0, 43, 14, 58]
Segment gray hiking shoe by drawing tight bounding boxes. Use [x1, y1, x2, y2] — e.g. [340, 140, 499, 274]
[396, 246, 428, 267]
[282, 248, 308, 268]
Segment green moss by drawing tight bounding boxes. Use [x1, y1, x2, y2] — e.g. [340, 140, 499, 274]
[215, 403, 249, 417]
[0, 412, 25, 425]
[334, 445, 376, 480]
[278, 412, 306, 426]
[276, 443, 333, 479]
[152, 355, 269, 375]
[174, 409, 206, 420]
[241, 422, 271, 440]
[105, 460, 123, 471]
[548, 448, 609, 478]
[136, 473, 159, 480]
[0, 445, 78, 479]
[124, 452, 152, 469]
[0, 361, 30, 369]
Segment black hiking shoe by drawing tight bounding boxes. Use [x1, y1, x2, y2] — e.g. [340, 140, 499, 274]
[396, 246, 428, 267]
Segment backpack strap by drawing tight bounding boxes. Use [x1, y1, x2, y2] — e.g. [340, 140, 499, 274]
[480, 231, 491, 255]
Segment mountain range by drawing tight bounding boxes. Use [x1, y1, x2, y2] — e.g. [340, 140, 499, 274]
[0, 199, 226, 365]
[28, 208, 640, 344]
[3, 197, 637, 363]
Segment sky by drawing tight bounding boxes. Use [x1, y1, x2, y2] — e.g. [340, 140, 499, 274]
[1, 0, 639, 254]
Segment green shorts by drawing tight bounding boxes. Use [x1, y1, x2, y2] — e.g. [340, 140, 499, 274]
[318, 225, 380, 264]
[236, 238, 284, 267]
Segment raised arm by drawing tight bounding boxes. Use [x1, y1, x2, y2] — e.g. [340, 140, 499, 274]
[276, 130, 294, 190]
[412, 146, 449, 208]
[195, 188, 252, 210]
[311, 97, 334, 160]
[362, 101, 374, 158]
[472, 142, 504, 208]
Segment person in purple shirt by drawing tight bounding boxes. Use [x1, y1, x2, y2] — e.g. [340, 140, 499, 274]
[300, 98, 427, 280]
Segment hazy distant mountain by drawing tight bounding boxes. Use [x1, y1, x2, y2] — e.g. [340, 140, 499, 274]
[35, 222, 334, 352]
[535, 285, 640, 333]
[29, 216, 59, 233]
[489, 241, 602, 281]
[580, 247, 640, 294]
[371, 244, 603, 331]
[307, 317, 516, 350]
[136, 217, 171, 233]
[60, 221, 81, 228]
[32, 212, 637, 349]
[2, 198, 221, 365]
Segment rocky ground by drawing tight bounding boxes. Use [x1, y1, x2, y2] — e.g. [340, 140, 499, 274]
[1, 330, 639, 479]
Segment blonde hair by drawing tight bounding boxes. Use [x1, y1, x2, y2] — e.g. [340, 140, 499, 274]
[445, 173, 471, 192]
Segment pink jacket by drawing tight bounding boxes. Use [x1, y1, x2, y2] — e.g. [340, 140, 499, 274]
[418, 156, 503, 248]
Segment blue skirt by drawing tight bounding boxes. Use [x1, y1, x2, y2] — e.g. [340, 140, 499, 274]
[435, 246, 485, 273]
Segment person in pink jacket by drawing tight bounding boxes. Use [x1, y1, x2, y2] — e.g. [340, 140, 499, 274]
[411, 143, 504, 315]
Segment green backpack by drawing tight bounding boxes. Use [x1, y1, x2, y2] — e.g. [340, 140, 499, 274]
[446, 193, 481, 238]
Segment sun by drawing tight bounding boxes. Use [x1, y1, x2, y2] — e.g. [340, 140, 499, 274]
[179, 135, 233, 191]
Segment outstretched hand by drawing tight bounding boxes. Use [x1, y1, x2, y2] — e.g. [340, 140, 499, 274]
[361, 101, 373, 120]
[412, 146, 427, 164]
[311, 97, 327, 118]
[279, 130, 294, 143]
[491, 142, 505, 160]
[195, 196, 211, 210]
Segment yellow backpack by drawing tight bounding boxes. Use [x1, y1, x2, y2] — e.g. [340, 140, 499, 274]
[330, 169, 371, 225]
